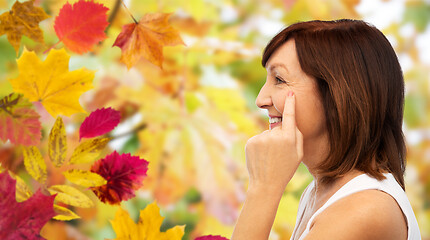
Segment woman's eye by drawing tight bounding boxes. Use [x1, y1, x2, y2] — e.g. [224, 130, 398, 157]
[275, 77, 285, 84]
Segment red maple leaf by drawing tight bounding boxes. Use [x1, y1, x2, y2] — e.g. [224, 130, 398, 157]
[0, 171, 56, 240]
[79, 107, 121, 140]
[195, 236, 230, 240]
[90, 151, 148, 204]
[54, 0, 109, 54]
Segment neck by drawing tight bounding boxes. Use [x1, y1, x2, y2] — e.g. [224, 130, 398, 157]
[301, 137, 328, 182]
[300, 136, 363, 194]
[305, 157, 365, 202]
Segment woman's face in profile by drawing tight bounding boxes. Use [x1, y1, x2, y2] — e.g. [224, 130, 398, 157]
[256, 39, 327, 144]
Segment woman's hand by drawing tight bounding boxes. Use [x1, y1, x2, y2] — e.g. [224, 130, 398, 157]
[245, 91, 304, 195]
[231, 92, 304, 240]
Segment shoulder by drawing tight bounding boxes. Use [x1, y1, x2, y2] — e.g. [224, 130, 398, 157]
[304, 190, 407, 240]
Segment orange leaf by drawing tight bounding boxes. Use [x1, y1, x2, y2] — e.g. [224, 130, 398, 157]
[0, 93, 42, 146]
[113, 13, 185, 69]
[54, 0, 109, 54]
[0, 0, 49, 55]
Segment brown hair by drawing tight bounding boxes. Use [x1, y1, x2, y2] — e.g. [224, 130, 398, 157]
[262, 19, 406, 189]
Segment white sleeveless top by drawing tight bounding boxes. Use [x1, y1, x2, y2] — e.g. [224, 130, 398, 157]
[291, 173, 421, 240]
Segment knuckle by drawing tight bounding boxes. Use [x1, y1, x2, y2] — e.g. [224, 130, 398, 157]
[246, 136, 260, 147]
[245, 138, 255, 148]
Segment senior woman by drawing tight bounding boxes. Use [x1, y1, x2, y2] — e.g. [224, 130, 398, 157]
[232, 19, 421, 240]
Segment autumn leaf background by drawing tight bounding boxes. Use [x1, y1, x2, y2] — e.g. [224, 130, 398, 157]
[1, 0, 430, 239]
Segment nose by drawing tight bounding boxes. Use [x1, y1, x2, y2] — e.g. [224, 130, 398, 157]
[255, 82, 272, 109]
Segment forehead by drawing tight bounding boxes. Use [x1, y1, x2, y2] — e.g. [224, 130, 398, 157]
[265, 39, 300, 73]
[267, 63, 288, 73]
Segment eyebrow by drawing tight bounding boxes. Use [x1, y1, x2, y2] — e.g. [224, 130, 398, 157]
[267, 63, 289, 74]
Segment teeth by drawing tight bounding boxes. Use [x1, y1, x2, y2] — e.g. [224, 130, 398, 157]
[269, 117, 282, 124]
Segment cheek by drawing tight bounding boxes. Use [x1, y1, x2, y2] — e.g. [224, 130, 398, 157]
[273, 91, 308, 133]
[272, 91, 289, 114]
[296, 95, 326, 138]
[273, 90, 326, 138]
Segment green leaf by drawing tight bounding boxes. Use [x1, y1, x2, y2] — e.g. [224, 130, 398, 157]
[404, 2, 430, 32]
[119, 133, 139, 154]
[184, 92, 201, 113]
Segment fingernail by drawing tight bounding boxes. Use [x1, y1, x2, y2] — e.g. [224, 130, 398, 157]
[288, 91, 294, 97]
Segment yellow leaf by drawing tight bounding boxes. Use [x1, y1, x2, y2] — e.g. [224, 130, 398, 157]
[8, 48, 94, 118]
[22, 146, 47, 184]
[282, 0, 359, 23]
[69, 138, 110, 164]
[184, 0, 205, 22]
[53, 204, 80, 221]
[110, 202, 185, 240]
[48, 185, 93, 208]
[0, 1, 7, 9]
[199, 215, 235, 239]
[113, 13, 185, 69]
[129, 88, 249, 210]
[63, 169, 106, 187]
[48, 117, 67, 167]
[95, 200, 117, 227]
[170, 16, 212, 37]
[272, 193, 300, 238]
[203, 87, 260, 136]
[13, 173, 32, 202]
[0, 0, 50, 55]
[110, 208, 139, 239]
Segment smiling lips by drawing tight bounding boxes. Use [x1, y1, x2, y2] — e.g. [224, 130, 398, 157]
[269, 116, 282, 129]
[269, 117, 282, 124]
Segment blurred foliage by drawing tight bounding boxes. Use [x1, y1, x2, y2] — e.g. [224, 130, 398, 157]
[1, 0, 429, 239]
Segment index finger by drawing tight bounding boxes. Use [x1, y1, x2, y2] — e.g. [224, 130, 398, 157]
[282, 91, 296, 130]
